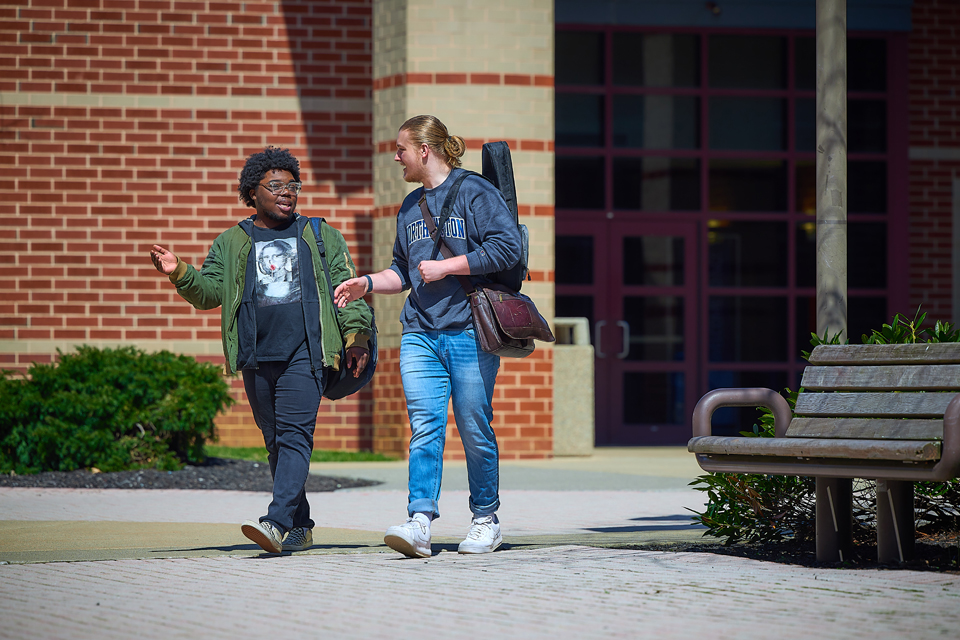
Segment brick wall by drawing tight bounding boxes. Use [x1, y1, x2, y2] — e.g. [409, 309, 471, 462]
[371, 0, 555, 460]
[909, 0, 960, 320]
[0, 0, 375, 448]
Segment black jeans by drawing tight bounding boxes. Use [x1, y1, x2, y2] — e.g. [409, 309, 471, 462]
[242, 343, 322, 533]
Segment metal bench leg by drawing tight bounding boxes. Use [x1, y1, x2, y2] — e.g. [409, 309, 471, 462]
[876, 479, 915, 564]
[816, 477, 853, 562]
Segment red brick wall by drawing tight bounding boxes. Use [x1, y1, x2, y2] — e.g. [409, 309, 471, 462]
[0, 0, 375, 448]
[371, 346, 554, 461]
[909, 0, 960, 320]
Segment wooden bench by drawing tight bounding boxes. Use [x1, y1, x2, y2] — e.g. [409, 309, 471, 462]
[688, 343, 960, 563]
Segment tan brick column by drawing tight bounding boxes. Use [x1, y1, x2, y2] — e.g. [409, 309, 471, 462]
[371, 0, 555, 458]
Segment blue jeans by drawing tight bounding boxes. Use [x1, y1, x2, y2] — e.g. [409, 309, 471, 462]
[242, 342, 321, 533]
[400, 328, 501, 520]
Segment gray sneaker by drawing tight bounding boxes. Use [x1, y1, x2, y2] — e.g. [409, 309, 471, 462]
[384, 516, 431, 558]
[283, 527, 313, 552]
[241, 519, 283, 554]
[458, 515, 502, 554]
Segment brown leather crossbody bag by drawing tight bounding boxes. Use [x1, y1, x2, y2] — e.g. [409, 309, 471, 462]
[418, 192, 554, 358]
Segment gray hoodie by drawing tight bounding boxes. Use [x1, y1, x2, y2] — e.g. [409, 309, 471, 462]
[389, 168, 522, 333]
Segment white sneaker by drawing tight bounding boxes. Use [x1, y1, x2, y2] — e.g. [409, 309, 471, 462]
[458, 515, 502, 554]
[384, 515, 431, 558]
[282, 527, 313, 552]
[241, 519, 283, 554]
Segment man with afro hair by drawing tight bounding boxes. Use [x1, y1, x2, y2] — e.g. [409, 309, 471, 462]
[150, 146, 373, 554]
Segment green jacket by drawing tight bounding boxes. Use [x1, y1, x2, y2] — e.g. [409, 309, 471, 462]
[168, 214, 372, 375]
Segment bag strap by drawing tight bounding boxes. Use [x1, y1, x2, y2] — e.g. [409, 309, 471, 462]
[429, 170, 489, 261]
[309, 217, 341, 319]
[417, 194, 476, 294]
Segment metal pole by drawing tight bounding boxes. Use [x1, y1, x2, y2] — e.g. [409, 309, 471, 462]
[816, 0, 847, 342]
[816, 477, 853, 562]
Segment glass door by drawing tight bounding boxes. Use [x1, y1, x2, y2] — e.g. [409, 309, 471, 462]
[556, 219, 699, 445]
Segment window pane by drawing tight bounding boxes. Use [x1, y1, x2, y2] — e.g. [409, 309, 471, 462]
[556, 31, 604, 85]
[850, 223, 887, 289]
[556, 156, 605, 209]
[849, 296, 888, 342]
[794, 38, 885, 93]
[795, 221, 816, 288]
[623, 236, 685, 285]
[709, 35, 786, 89]
[613, 33, 699, 87]
[614, 157, 700, 211]
[709, 97, 787, 151]
[795, 222, 887, 290]
[849, 39, 887, 92]
[796, 296, 889, 352]
[849, 100, 887, 153]
[709, 160, 787, 212]
[795, 160, 816, 215]
[709, 296, 788, 362]
[708, 221, 787, 287]
[795, 37, 815, 91]
[849, 161, 887, 213]
[623, 296, 685, 361]
[795, 97, 815, 151]
[708, 370, 788, 435]
[555, 236, 594, 284]
[557, 93, 604, 147]
[795, 296, 816, 358]
[614, 95, 699, 149]
[623, 372, 685, 424]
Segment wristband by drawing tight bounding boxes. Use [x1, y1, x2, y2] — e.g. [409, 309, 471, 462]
[363, 274, 373, 293]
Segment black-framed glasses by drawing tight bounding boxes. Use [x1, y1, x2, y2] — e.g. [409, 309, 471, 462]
[258, 181, 302, 195]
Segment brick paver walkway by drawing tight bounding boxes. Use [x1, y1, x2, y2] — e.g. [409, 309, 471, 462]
[2, 546, 958, 639]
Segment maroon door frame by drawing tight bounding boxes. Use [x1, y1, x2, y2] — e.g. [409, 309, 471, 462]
[555, 26, 909, 444]
[559, 217, 699, 446]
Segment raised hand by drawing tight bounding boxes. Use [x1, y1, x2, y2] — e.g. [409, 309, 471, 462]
[150, 245, 178, 275]
[334, 277, 369, 308]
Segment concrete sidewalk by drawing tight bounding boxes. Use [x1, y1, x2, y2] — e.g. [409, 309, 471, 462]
[1, 448, 958, 639]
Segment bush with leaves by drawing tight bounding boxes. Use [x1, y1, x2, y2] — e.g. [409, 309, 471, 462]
[691, 309, 960, 545]
[0, 346, 234, 474]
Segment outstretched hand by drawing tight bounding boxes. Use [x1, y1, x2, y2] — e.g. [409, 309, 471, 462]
[334, 278, 369, 308]
[344, 346, 369, 377]
[150, 245, 178, 275]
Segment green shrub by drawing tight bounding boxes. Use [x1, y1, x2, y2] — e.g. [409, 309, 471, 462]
[0, 346, 234, 474]
[691, 310, 960, 545]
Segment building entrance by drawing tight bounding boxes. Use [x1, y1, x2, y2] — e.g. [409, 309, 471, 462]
[556, 218, 699, 445]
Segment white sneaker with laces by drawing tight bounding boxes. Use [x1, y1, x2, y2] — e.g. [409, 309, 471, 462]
[282, 526, 313, 552]
[383, 514, 432, 558]
[241, 519, 283, 554]
[458, 514, 502, 554]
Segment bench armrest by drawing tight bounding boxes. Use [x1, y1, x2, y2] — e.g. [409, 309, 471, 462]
[691, 388, 792, 438]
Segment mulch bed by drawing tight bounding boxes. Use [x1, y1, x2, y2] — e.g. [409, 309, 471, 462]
[0, 457, 381, 493]
[634, 528, 960, 573]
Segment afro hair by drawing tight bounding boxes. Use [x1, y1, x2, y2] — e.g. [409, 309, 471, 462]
[237, 147, 301, 208]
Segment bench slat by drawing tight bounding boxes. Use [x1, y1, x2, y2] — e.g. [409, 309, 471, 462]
[809, 343, 960, 365]
[786, 417, 943, 440]
[801, 364, 960, 391]
[688, 435, 941, 462]
[794, 392, 955, 418]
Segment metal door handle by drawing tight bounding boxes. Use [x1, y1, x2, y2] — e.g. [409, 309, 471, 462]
[616, 320, 630, 359]
[595, 320, 606, 358]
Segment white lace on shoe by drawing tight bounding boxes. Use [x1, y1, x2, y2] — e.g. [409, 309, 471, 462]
[383, 516, 432, 558]
[282, 526, 313, 552]
[458, 515, 502, 554]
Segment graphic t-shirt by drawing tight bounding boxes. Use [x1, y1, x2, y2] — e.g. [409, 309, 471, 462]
[250, 221, 307, 361]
